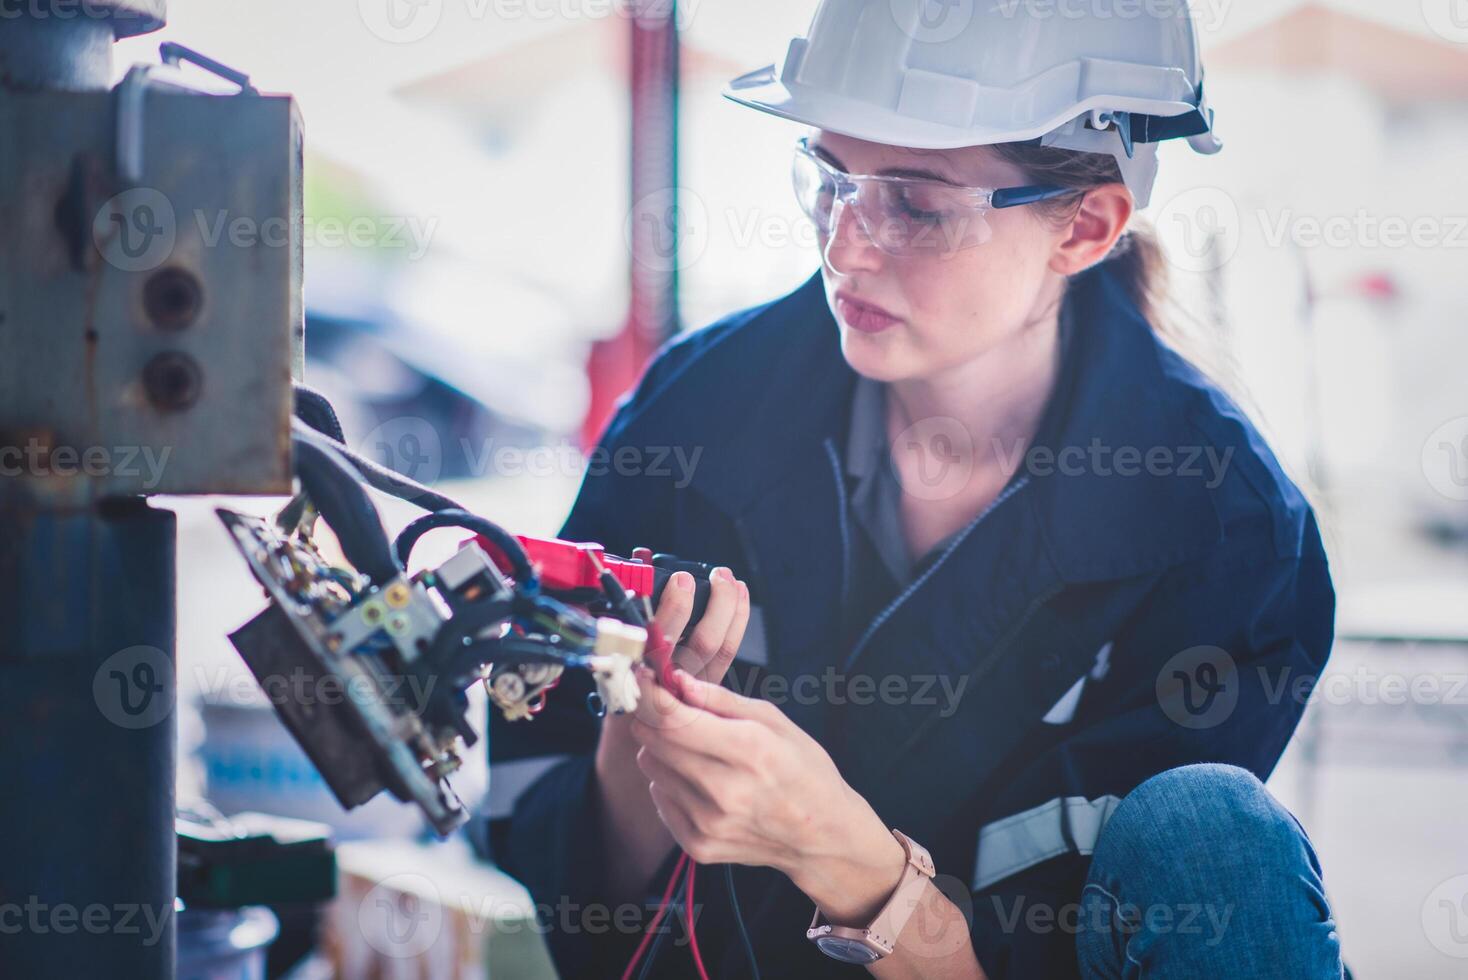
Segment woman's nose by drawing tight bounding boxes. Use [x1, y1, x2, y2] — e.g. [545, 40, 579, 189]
[821, 195, 884, 277]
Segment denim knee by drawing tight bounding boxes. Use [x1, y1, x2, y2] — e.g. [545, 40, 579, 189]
[1077, 764, 1340, 980]
[1096, 763, 1307, 869]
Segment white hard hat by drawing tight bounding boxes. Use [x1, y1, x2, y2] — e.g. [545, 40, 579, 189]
[723, 0, 1222, 209]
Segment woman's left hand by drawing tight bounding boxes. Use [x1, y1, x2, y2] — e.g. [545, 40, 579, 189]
[627, 666, 908, 925]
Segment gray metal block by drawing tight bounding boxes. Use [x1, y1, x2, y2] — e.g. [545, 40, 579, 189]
[0, 83, 303, 498]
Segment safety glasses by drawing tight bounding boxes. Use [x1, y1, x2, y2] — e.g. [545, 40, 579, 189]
[792, 137, 1074, 257]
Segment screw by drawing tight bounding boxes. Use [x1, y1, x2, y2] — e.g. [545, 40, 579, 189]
[142, 351, 202, 412]
[143, 267, 203, 331]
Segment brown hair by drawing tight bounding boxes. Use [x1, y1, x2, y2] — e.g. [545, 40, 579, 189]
[991, 140, 1244, 420]
[990, 141, 1171, 337]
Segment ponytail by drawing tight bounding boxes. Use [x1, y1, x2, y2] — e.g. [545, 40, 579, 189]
[1105, 219, 1171, 341]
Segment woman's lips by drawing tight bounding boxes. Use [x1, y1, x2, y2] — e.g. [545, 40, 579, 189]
[835, 292, 901, 334]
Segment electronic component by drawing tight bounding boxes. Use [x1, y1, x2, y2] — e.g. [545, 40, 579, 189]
[220, 500, 647, 834]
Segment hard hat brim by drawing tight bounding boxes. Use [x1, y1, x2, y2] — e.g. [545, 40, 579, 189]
[722, 64, 1201, 154]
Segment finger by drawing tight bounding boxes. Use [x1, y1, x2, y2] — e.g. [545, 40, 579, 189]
[678, 567, 738, 675]
[652, 570, 696, 648]
[634, 720, 736, 774]
[646, 782, 707, 858]
[629, 663, 694, 731]
[672, 668, 785, 726]
[629, 693, 758, 763]
[636, 746, 719, 810]
[703, 580, 751, 682]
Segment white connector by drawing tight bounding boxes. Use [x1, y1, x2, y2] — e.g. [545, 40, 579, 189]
[589, 616, 647, 714]
[588, 654, 641, 715]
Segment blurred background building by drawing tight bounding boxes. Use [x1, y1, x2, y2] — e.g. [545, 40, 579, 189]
[111, 1, 1468, 975]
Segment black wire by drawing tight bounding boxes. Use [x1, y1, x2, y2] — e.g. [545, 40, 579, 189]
[291, 418, 466, 515]
[393, 508, 535, 583]
[293, 383, 346, 443]
[637, 867, 689, 980]
[721, 662, 760, 980]
[290, 431, 400, 585]
[724, 863, 759, 980]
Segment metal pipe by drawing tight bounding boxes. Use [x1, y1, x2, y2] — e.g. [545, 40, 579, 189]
[0, 0, 166, 92]
[1, 4, 175, 977]
[0, 499, 178, 979]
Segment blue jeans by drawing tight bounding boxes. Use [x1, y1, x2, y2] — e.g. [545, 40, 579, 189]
[1077, 764, 1344, 979]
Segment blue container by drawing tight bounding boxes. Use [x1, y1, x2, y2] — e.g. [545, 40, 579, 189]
[177, 905, 279, 980]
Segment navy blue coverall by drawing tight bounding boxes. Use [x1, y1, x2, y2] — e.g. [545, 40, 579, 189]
[484, 257, 1336, 978]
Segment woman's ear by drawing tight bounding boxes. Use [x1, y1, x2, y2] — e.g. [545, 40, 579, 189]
[1048, 183, 1133, 276]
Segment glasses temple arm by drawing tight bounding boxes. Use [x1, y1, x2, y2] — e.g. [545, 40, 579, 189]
[990, 185, 1076, 209]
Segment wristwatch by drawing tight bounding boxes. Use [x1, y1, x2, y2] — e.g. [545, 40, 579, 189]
[806, 829, 936, 964]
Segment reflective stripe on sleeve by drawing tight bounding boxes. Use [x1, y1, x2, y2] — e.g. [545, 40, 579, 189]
[972, 795, 1123, 891]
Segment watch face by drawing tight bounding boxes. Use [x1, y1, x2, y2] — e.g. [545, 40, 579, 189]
[815, 935, 881, 964]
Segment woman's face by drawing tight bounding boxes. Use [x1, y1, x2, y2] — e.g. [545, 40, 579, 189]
[807, 130, 1072, 384]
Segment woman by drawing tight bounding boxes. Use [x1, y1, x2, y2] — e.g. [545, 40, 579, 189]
[488, 3, 1343, 977]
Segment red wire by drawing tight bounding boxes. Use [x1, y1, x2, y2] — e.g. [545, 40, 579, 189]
[620, 628, 708, 979]
[644, 625, 678, 690]
[686, 860, 710, 980]
[620, 851, 689, 980]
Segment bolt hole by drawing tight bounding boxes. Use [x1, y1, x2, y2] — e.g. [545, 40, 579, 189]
[143, 267, 203, 331]
[143, 351, 203, 412]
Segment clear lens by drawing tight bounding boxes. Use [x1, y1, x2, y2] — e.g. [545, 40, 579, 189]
[792, 151, 837, 229]
[859, 181, 992, 254]
[791, 148, 991, 257]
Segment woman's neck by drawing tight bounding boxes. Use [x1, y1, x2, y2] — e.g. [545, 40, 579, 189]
[886, 293, 1067, 474]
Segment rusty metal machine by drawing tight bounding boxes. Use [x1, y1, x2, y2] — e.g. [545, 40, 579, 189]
[0, 4, 301, 976]
[0, 4, 699, 976]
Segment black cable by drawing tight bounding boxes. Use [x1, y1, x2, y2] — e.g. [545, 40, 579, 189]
[293, 383, 346, 443]
[721, 663, 760, 980]
[291, 418, 466, 514]
[638, 868, 690, 980]
[393, 508, 535, 582]
[290, 432, 400, 585]
[290, 385, 463, 512]
[275, 493, 310, 533]
[724, 863, 760, 980]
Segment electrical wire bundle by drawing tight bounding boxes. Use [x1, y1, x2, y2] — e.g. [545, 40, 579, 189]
[619, 853, 760, 980]
[291, 384, 759, 978]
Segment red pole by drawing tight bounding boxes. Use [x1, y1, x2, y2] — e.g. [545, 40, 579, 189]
[581, 0, 681, 447]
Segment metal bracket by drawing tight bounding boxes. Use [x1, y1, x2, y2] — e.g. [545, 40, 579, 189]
[160, 42, 258, 94]
[117, 43, 259, 184]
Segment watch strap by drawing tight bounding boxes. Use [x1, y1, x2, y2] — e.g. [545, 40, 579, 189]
[806, 829, 936, 959]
